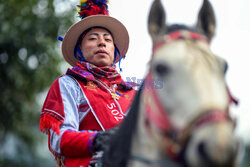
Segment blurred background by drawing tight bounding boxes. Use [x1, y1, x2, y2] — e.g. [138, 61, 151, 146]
[0, 0, 74, 166]
[0, 0, 249, 166]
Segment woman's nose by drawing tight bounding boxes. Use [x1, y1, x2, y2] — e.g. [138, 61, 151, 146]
[98, 38, 106, 47]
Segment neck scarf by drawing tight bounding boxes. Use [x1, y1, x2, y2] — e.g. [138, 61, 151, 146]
[66, 62, 137, 89]
[79, 62, 120, 79]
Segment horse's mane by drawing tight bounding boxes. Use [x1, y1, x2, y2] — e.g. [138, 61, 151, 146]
[102, 86, 143, 167]
[166, 24, 201, 34]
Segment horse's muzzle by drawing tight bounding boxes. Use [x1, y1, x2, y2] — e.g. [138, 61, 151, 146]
[196, 137, 244, 167]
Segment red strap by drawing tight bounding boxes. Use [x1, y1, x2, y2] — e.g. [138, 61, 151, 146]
[153, 30, 209, 54]
[195, 110, 228, 128]
[144, 74, 173, 131]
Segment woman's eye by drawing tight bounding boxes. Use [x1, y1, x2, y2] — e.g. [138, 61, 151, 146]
[105, 38, 112, 42]
[89, 38, 97, 40]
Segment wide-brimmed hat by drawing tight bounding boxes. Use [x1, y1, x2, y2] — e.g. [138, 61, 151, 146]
[61, 0, 129, 67]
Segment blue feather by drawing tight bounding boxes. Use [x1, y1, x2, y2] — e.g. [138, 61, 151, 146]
[92, 0, 108, 5]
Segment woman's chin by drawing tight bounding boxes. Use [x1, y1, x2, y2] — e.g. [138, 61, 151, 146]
[92, 60, 113, 67]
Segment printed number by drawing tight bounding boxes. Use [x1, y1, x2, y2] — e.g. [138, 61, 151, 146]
[107, 103, 124, 121]
[111, 109, 119, 115]
[107, 103, 116, 109]
[114, 114, 124, 121]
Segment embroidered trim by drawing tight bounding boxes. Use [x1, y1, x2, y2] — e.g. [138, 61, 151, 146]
[43, 108, 65, 120]
[88, 132, 98, 155]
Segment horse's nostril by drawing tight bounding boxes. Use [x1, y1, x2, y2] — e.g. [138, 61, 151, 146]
[197, 141, 207, 160]
[196, 140, 238, 166]
[155, 63, 170, 76]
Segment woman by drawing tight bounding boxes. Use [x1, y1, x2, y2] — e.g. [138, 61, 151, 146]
[39, 0, 136, 166]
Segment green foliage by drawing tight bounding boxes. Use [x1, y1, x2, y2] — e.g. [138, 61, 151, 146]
[241, 145, 250, 167]
[0, 0, 75, 166]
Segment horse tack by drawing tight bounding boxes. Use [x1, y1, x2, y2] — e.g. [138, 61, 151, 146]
[102, 0, 241, 166]
[143, 74, 237, 164]
[152, 30, 209, 53]
[143, 73, 182, 160]
[142, 30, 238, 162]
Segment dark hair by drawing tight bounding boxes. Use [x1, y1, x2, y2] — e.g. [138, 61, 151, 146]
[76, 26, 113, 47]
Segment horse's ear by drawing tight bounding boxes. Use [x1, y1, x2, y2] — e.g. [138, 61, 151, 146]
[148, 0, 166, 43]
[196, 0, 216, 41]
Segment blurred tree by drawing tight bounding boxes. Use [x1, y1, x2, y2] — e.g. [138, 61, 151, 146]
[242, 144, 250, 167]
[0, 0, 75, 166]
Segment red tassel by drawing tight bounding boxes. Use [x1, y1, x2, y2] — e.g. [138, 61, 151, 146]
[40, 114, 63, 135]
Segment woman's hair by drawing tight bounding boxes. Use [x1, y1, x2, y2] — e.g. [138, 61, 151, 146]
[76, 26, 114, 47]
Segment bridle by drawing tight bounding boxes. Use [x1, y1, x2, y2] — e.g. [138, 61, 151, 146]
[131, 30, 238, 166]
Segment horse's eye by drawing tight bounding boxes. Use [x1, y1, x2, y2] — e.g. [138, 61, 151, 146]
[214, 55, 228, 75]
[154, 63, 170, 77]
[223, 61, 228, 74]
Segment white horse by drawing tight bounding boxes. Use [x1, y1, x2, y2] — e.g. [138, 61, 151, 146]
[102, 0, 243, 167]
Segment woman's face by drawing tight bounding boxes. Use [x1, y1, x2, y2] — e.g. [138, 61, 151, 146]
[80, 28, 115, 67]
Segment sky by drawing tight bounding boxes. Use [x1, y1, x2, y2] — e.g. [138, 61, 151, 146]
[66, 0, 250, 144]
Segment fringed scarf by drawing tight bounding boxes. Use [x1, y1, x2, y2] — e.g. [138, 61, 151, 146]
[73, 62, 120, 80]
[67, 62, 137, 88]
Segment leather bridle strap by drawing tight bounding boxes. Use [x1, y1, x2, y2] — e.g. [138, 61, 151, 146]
[143, 74, 173, 132]
[143, 74, 182, 159]
[153, 30, 209, 52]
[143, 73, 236, 159]
[141, 29, 239, 162]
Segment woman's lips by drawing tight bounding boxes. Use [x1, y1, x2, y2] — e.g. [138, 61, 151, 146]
[96, 50, 108, 56]
[96, 50, 108, 54]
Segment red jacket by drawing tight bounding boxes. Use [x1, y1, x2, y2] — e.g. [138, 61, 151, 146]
[40, 67, 136, 167]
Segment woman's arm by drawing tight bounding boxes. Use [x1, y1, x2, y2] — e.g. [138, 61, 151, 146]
[45, 75, 96, 157]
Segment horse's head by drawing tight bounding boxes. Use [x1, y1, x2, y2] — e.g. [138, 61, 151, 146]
[144, 0, 242, 166]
